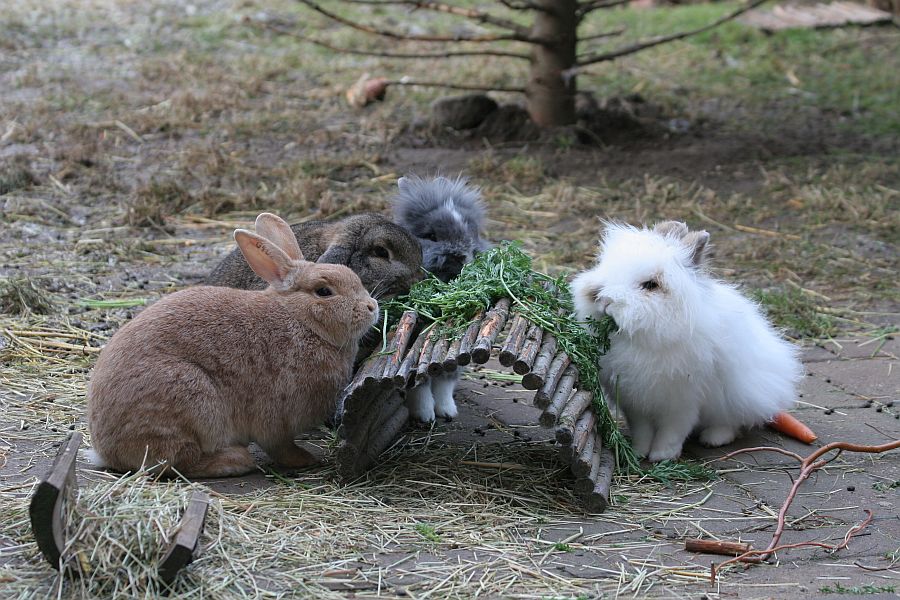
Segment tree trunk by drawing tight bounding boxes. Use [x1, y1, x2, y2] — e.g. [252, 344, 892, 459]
[526, 0, 578, 127]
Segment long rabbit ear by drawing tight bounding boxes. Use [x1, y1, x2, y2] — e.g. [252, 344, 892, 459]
[234, 229, 297, 290]
[254, 213, 304, 261]
[653, 221, 689, 239]
[682, 230, 710, 267]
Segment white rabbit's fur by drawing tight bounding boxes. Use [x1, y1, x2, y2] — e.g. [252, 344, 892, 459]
[571, 222, 802, 462]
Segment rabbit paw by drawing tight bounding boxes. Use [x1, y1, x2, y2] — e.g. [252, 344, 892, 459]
[407, 384, 436, 423]
[699, 426, 737, 448]
[648, 443, 683, 463]
[432, 377, 458, 421]
[627, 420, 654, 458]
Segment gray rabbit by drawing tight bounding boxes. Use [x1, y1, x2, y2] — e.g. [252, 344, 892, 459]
[392, 175, 491, 422]
[392, 175, 490, 283]
[206, 213, 423, 300]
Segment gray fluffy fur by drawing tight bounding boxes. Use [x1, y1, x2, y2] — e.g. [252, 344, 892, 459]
[392, 175, 490, 282]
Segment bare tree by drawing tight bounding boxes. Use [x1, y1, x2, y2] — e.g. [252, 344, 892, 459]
[286, 0, 766, 127]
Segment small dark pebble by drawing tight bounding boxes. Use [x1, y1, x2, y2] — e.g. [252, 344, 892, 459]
[825, 378, 832, 383]
[807, 372, 814, 377]
[847, 486, 855, 492]
[799, 393, 804, 398]
[885, 401, 894, 407]
[825, 408, 834, 415]
[512, 397, 518, 403]
[68, 424, 76, 430]
[876, 407, 883, 412]
[864, 400, 874, 407]
[513, 430, 521, 437]
[482, 383, 489, 388]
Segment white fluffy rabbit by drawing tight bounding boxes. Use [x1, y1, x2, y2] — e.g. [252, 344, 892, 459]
[571, 221, 802, 462]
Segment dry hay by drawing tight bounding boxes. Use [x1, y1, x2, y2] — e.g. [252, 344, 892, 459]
[0, 312, 721, 598]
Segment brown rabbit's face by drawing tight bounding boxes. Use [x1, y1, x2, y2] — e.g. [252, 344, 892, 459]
[347, 221, 424, 300]
[282, 264, 379, 347]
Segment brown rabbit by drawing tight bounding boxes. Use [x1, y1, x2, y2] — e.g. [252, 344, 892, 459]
[87, 213, 378, 477]
[205, 213, 423, 300]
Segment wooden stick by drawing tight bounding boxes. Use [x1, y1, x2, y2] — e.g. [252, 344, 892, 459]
[572, 432, 597, 478]
[29, 432, 82, 571]
[427, 338, 450, 376]
[498, 314, 530, 367]
[533, 352, 571, 408]
[574, 447, 602, 495]
[442, 337, 462, 372]
[561, 409, 595, 463]
[522, 332, 557, 390]
[539, 366, 578, 427]
[513, 323, 544, 375]
[394, 331, 427, 388]
[340, 384, 395, 440]
[455, 311, 484, 367]
[554, 390, 594, 445]
[584, 447, 615, 513]
[380, 310, 417, 383]
[364, 403, 409, 463]
[685, 539, 752, 557]
[415, 328, 438, 384]
[158, 492, 210, 587]
[470, 298, 512, 364]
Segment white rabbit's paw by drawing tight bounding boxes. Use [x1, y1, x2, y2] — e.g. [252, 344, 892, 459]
[433, 394, 458, 420]
[648, 440, 684, 463]
[406, 386, 436, 423]
[699, 426, 737, 448]
[627, 420, 654, 457]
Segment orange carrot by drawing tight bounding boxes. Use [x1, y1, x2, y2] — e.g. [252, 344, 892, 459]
[768, 412, 817, 444]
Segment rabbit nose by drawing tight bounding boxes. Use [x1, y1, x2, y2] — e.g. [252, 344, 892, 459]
[365, 300, 377, 313]
[596, 295, 613, 315]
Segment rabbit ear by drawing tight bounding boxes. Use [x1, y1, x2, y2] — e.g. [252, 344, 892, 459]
[654, 221, 689, 239]
[254, 213, 304, 261]
[317, 243, 352, 265]
[682, 230, 710, 267]
[234, 229, 298, 290]
[397, 177, 409, 192]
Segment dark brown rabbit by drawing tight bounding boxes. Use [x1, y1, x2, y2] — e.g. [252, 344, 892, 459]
[87, 213, 379, 477]
[205, 213, 423, 299]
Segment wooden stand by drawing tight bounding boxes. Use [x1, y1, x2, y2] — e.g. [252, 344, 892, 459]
[335, 293, 617, 512]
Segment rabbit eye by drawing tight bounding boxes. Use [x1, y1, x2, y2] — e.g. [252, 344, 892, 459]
[373, 245, 390, 260]
[423, 231, 438, 242]
[640, 280, 660, 292]
[315, 287, 333, 297]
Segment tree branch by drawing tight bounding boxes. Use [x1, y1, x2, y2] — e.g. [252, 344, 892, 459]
[386, 79, 526, 93]
[340, 0, 531, 36]
[579, 27, 626, 42]
[498, 0, 551, 11]
[296, 0, 544, 44]
[255, 19, 532, 60]
[711, 438, 900, 582]
[577, 0, 631, 19]
[575, 0, 768, 67]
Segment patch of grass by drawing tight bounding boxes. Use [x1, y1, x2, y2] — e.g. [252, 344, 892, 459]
[125, 180, 193, 228]
[0, 161, 36, 195]
[819, 583, 896, 595]
[414, 523, 441, 543]
[751, 287, 837, 339]
[0, 277, 54, 316]
[644, 460, 716, 485]
[552, 542, 573, 552]
[873, 480, 899, 492]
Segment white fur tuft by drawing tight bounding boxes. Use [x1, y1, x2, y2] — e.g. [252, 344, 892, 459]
[84, 448, 106, 467]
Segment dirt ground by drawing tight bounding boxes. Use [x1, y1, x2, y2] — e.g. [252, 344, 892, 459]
[1, 0, 898, 597]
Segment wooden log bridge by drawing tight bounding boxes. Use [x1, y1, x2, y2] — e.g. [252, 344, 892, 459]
[336, 296, 615, 513]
